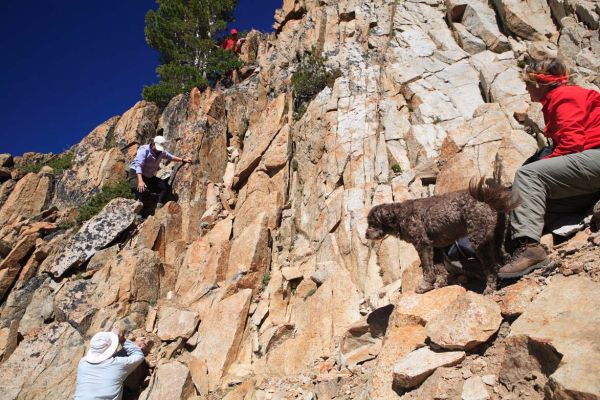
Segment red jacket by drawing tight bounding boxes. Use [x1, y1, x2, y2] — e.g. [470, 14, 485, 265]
[221, 38, 240, 53]
[541, 85, 600, 158]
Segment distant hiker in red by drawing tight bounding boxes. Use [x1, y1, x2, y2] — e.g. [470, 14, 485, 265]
[499, 57, 600, 279]
[222, 28, 243, 53]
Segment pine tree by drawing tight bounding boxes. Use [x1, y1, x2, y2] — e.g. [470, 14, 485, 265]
[143, 0, 241, 107]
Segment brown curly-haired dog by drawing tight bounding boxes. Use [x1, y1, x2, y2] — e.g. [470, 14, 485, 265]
[365, 179, 518, 294]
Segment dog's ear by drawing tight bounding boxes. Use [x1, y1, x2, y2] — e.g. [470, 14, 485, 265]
[368, 205, 383, 227]
[366, 204, 388, 240]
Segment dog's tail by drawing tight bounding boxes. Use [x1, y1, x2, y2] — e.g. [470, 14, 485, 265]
[468, 177, 520, 213]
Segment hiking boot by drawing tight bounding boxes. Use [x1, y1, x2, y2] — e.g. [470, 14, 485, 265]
[593, 200, 600, 230]
[498, 242, 549, 279]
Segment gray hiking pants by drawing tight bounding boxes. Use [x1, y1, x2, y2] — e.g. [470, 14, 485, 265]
[511, 148, 600, 241]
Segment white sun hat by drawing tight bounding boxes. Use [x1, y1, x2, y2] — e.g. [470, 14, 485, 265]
[153, 136, 168, 152]
[84, 331, 119, 364]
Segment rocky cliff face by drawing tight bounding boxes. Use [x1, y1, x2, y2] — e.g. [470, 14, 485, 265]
[1, 0, 599, 399]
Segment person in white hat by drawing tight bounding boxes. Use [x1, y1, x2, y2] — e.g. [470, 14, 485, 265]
[128, 134, 191, 214]
[73, 327, 146, 400]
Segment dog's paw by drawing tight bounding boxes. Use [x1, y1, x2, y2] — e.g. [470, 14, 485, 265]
[415, 281, 434, 294]
[434, 277, 448, 289]
[482, 286, 495, 295]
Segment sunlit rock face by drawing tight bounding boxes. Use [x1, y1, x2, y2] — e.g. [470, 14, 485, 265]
[1, 0, 599, 398]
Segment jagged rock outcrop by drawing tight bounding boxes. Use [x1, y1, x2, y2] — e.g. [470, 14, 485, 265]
[0, 172, 52, 226]
[0, 233, 38, 301]
[0, 0, 599, 398]
[501, 276, 600, 399]
[426, 291, 502, 351]
[42, 198, 140, 277]
[393, 347, 466, 388]
[0, 322, 85, 400]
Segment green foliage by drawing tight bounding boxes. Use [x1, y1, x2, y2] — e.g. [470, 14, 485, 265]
[292, 50, 341, 120]
[22, 152, 74, 174]
[391, 163, 402, 174]
[293, 103, 307, 122]
[58, 220, 76, 230]
[142, 0, 241, 108]
[260, 271, 271, 291]
[76, 180, 134, 225]
[143, 64, 208, 108]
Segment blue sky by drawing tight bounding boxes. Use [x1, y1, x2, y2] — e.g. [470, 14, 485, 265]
[0, 0, 280, 156]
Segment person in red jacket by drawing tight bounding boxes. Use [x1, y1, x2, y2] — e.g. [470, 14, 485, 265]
[499, 57, 600, 278]
[221, 28, 244, 53]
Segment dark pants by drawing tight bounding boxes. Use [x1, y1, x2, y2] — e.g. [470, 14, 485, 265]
[127, 169, 170, 204]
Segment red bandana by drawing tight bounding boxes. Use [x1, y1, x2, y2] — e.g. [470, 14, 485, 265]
[533, 73, 569, 84]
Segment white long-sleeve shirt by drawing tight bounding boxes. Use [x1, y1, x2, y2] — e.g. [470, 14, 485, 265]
[130, 144, 174, 177]
[73, 340, 144, 400]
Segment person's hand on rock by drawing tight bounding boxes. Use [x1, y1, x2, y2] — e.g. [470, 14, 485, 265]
[112, 327, 126, 345]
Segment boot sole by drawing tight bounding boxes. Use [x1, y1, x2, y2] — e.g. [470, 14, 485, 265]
[498, 259, 550, 279]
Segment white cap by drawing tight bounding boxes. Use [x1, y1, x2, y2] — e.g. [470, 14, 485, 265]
[153, 136, 167, 152]
[83, 332, 119, 364]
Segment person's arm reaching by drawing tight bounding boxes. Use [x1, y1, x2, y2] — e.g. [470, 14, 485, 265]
[117, 340, 145, 375]
[131, 146, 147, 192]
[166, 151, 191, 164]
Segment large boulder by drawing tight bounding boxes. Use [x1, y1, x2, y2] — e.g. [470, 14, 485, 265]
[494, 278, 542, 318]
[426, 291, 502, 351]
[446, 0, 510, 53]
[0, 172, 52, 226]
[0, 274, 48, 331]
[265, 264, 362, 378]
[42, 198, 141, 277]
[74, 116, 121, 162]
[393, 347, 466, 389]
[17, 277, 55, 335]
[436, 104, 537, 193]
[156, 303, 200, 341]
[232, 94, 289, 189]
[0, 233, 38, 301]
[54, 247, 161, 336]
[0, 167, 11, 182]
[339, 304, 394, 366]
[140, 360, 196, 400]
[501, 276, 600, 399]
[175, 217, 232, 304]
[0, 179, 16, 211]
[366, 287, 466, 399]
[226, 212, 271, 290]
[0, 322, 85, 400]
[491, 0, 558, 41]
[0, 154, 13, 168]
[53, 279, 97, 334]
[191, 289, 252, 391]
[53, 148, 126, 207]
[0, 320, 18, 362]
[112, 100, 159, 156]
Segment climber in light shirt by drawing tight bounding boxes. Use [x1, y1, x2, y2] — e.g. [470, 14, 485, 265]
[128, 135, 191, 214]
[74, 327, 147, 400]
